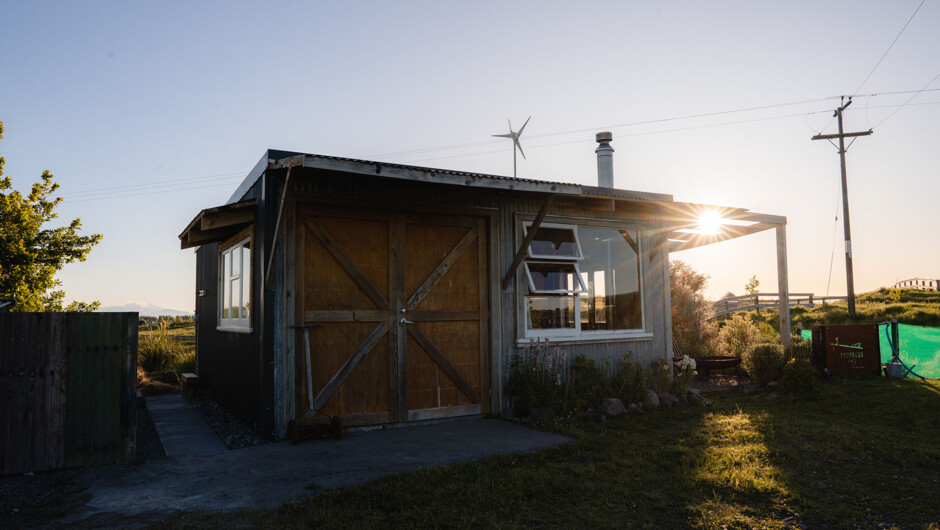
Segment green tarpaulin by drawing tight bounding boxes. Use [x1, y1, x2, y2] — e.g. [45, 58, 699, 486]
[800, 324, 940, 378]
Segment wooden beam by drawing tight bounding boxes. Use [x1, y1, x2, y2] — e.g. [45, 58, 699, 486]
[669, 222, 777, 252]
[501, 194, 555, 290]
[407, 226, 478, 310]
[199, 208, 255, 231]
[264, 167, 292, 286]
[408, 310, 479, 322]
[303, 310, 388, 322]
[407, 324, 481, 404]
[727, 212, 787, 225]
[181, 226, 248, 249]
[310, 322, 388, 413]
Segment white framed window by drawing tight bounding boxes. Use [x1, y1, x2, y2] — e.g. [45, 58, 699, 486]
[521, 219, 646, 341]
[524, 261, 587, 294]
[525, 222, 583, 259]
[219, 234, 252, 332]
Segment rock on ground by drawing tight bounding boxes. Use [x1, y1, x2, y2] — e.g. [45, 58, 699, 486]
[643, 389, 660, 409]
[657, 393, 679, 407]
[599, 397, 626, 417]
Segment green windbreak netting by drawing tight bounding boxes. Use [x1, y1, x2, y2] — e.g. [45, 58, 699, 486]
[800, 324, 940, 378]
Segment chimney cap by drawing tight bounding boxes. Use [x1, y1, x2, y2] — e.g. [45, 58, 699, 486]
[595, 131, 613, 143]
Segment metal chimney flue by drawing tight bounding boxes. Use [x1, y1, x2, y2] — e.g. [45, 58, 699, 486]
[595, 132, 614, 188]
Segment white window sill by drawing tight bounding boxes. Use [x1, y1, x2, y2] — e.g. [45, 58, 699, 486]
[518, 331, 653, 346]
[217, 325, 252, 334]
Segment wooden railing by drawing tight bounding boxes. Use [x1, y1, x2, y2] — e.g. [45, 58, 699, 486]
[710, 293, 847, 318]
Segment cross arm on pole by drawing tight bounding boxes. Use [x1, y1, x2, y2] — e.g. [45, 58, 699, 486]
[811, 130, 873, 141]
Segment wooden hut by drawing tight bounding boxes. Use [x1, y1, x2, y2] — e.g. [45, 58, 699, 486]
[179, 138, 790, 439]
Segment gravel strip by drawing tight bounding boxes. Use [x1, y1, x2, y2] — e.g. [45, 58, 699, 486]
[191, 398, 266, 450]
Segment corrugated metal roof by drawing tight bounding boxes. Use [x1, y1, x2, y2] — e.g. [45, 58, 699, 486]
[303, 153, 579, 188]
[227, 149, 673, 205]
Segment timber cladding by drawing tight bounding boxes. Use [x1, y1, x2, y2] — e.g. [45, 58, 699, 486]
[295, 205, 489, 426]
[0, 312, 137, 475]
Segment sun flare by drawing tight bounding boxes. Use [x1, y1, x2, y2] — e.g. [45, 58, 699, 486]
[698, 211, 723, 235]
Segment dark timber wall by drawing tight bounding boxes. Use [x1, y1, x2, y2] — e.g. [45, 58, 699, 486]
[0, 312, 137, 475]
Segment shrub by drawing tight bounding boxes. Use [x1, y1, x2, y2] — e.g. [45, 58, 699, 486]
[506, 339, 566, 417]
[779, 358, 817, 393]
[742, 343, 785, 387]
[174, 352, 196, 376]
[610, 352, 645, 404]
[139, 339, 182, 372]
[139, 320, 185, 373]
[567, 355, 609, 411]
[756, 321, 779, 343]
[785, 337, 813, 361]
[719, 314, 762, 358]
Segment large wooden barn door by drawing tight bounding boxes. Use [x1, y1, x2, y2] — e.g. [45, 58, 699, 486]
[402, 214, 489, 420]
[297, 206, 488, 427]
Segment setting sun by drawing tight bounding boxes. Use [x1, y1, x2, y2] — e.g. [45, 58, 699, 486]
[698, 211, 724, 235]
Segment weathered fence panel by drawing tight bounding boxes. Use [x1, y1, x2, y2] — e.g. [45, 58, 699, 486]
[0, 312, 137, 475]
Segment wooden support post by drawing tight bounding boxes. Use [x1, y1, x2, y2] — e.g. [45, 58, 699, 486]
[776, 225, 791, 347]
[501, 194, 555, 290]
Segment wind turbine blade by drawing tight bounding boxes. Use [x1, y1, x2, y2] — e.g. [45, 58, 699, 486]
[507, 119, 513, 133]
[518, 116, 531, 135]
[515, 139, 526, 159]
[492, 133, 513, 138]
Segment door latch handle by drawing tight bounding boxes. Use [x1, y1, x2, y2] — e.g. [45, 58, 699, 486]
[400, 318, 414, 325]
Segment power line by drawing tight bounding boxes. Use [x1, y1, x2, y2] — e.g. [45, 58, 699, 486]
[873, 71, 940, 128]
[66, 181, 240, 203]
[48, 95, 940, 202]
[370, 96, 840, 160]
[402, 101, 940, 165]
[852, 0, 927, 96]
[63, 172, 244, 198]
[815, 1, 928, 135]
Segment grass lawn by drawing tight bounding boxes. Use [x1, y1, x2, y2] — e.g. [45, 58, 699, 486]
[160, 377, 940, 529]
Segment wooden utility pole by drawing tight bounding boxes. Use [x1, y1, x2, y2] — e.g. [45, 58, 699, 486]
[812, 97, 872, 317]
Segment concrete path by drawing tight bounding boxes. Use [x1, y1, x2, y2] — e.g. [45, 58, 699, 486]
[58, 417, 573, 525]
[145, 394, 227, 455]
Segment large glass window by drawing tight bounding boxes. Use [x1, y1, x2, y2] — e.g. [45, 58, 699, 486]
[219, 236, 251, 330]
[578, 227, 643, 331]
[522, 221, 643, 339]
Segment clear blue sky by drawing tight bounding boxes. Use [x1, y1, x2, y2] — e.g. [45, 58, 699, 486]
[2, 1, 938, 311]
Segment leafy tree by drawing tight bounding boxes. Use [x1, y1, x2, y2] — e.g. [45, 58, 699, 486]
[670, 260, 719, 358]
[745, 274, 760, 295]
[0, 122, 102, 311]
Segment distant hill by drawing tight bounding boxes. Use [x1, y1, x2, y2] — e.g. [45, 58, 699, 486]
[98, 302, 193, 317]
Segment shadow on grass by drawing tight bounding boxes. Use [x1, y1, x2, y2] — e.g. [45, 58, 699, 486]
[736, 376, 940, 529]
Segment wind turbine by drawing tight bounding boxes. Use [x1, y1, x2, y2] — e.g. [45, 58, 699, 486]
[492, 116, 530, 177]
